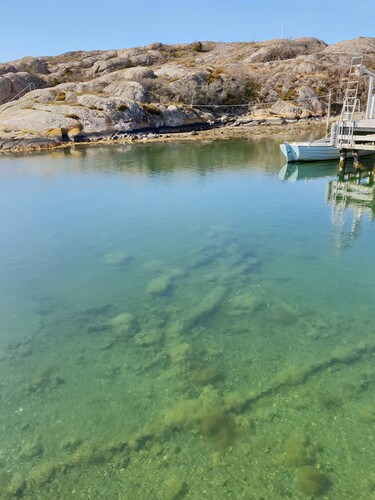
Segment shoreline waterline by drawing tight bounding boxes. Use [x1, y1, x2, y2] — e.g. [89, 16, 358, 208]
[0, 118, 326, 155]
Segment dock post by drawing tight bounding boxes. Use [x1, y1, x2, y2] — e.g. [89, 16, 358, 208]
[338, 150, 347, 172]
[370, 165, 375, 184]
[352, 150, 363, 170]
[369, 169, 374, 184]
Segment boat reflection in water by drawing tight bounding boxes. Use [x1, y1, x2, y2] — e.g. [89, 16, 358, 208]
[278, 161, 338, 182]
[278, 162, 375, 252]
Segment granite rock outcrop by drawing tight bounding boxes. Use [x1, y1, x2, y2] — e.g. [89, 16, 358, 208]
[0, 36, 374, 150]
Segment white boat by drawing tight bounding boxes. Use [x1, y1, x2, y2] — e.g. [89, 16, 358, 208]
[280, 136, 374, 162]
[280, 137, 342, 162]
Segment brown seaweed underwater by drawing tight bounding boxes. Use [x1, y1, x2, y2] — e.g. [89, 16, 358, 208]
[0, 141, 375, 499]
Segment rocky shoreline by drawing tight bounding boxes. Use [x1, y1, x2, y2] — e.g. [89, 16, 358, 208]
[1, 36, 374, 156]
[0, 117, 326, 154]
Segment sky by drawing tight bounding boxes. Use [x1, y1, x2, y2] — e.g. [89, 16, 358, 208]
[0, 0, 374, 62]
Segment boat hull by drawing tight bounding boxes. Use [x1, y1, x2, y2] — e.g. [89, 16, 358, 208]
[280, 141, 373, 162]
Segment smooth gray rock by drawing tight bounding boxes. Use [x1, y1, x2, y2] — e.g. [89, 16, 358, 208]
[0, 36, 374, 145]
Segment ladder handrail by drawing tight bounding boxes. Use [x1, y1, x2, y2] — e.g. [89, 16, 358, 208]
[339, 56, 363, 122]
[335, 56, 364, 148]
[0, 82, 36, 108]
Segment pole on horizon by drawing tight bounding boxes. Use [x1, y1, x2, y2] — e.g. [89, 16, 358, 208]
[281, 17, 284, 38]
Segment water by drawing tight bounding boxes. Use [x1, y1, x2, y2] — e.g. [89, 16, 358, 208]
[0, 136, 375, 498]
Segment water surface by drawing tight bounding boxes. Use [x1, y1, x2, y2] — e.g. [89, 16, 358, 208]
[1, 136, 375, 499]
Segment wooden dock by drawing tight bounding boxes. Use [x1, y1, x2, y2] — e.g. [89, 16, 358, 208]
[333, 57, 375, 170]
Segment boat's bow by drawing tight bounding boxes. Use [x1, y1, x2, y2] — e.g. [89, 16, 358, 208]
[279, 142, 299, 162]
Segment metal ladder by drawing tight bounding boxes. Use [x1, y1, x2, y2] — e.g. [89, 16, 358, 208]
[336, 56, 363, 148]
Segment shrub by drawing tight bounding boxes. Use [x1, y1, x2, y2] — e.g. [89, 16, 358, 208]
[283, 88, 297, 101]
[142, 103, 161, 115]
[116, 103, 128, 111]
[56, 92, 66, 101]
[192, 41, 203, 52]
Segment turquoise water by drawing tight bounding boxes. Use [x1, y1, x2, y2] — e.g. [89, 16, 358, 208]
[0, 137, 375, 499]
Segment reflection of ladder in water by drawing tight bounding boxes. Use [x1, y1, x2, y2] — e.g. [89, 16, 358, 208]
[327, 178, 375, 252]
[336, 56, 363, 148]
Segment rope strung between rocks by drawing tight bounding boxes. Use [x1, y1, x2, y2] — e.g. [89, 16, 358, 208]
[191, 93, 339, 108]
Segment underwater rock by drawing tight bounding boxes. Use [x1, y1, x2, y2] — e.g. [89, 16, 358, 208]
[316, 392, 343, 410]
[18, 439, 44, 460]
[137, 352, 168, 373]
[198, 411, 238, 448]
[104, 250, 133, 266]
[228, 292, 262, 316]
[60, 437, 83, 453]
[134, 328, 162, 347]
[194, 388, 239, 449]
[202, 272, 221, 284]
[295, 466, 331, 496]
[278, 434, 316, 466]
[7, 336, 34, 359]
[104, 365, 121, 379]
[136, 384, 240, 451]
[133, 434, 153, 452]
[268, 302, 299, 326]
[14, 344, 33, 358]
[223, 391, 246, 413]
[0, 469, 11, 493]
[188, 243, 224, 270]
[165, 320, 185, 340]
[161, 476, 188, 500]
[25, 366, 65, 394]
[191, 365, 225, 386]
[98, 337, 117, 350]
[4, 473, 25, 498]
[81, 303, 113, 317]
[331, 344, 359, 363]
[166, 268, 185, 279]
[240, 256, 260, 275]
[167, 342, 192, 365]
[27, 463, 56, 486]
[71, 442, 107, 466]
[146, 275, 172, 296]
[358, 405, 375, 423]
[185, 285, 226, 326]
[108, 312, 136, 337]
[227, 245, 260, 270]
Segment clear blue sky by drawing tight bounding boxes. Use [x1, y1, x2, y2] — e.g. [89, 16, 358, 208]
[1, 0, 374, 62]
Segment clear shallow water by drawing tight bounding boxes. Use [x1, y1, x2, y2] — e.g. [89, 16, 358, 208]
[0, 137, 375, 498]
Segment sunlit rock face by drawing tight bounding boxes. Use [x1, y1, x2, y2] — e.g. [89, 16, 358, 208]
[0, 37, 374, 146]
